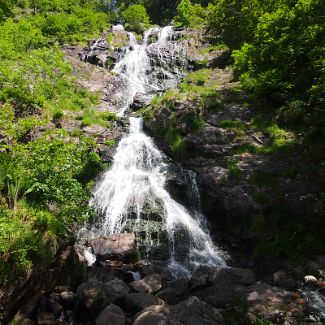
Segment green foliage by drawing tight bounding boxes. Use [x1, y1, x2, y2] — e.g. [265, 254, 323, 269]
[208, 0, 325, 142]
[175, 0, 206, 27]
[227, 161, 241, 181]
[122, 4, 150, 33]
[76, 109, 116, 127]
[0, 0, 111, 286]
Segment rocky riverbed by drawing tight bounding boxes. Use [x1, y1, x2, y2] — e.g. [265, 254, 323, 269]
[12, 234, 325, 324]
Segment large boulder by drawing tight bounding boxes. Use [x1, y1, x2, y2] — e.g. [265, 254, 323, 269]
[134, 296, 224, 325]
[77, 280, 129, 312]
[129, 274, 162, 294]
[124, 293, 161, 314]
[96, 304, 125, 325]
[88, 233, 137, 261]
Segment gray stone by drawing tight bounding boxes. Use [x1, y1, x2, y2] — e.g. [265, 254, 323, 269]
[60, 291, 77, 306]
[129, 273, 162, 294]
[88, 233, 136, 261]
[273, 270, 297, 290]
[77, 280, 128, 312]
[125, 293, 161, 314]
[134, 296, 224, 325]
[96, 304, 125, 325]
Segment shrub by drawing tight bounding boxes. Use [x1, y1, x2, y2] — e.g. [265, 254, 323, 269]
[122, 4, 150, 33]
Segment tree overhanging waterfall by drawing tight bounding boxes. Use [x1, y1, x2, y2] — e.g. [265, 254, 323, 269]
[82, 26, 226, 274]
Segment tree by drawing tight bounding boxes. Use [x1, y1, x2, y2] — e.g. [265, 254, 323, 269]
[175, 0, 206, 27]
[122, 4, 150, 33]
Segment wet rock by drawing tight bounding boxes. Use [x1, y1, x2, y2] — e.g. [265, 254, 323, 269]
[77, 281, 128, 312]
[129, 274, 162, 294]
[134, 296, 224, 325]
[96, 304, 125, 325]
[130, 93, 148, 111]
[88, 233, 137, 261]
[124, 293, 161, 314]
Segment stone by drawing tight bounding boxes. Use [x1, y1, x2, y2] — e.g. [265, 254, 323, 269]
[82, 125, 107, 136]
[77, 281, 128, 312]
[304, 275, 318, 284]
[195, 283, 250, 308]
[208, 267, 256, 286]
[88, 233, 137, 261]
[273, 270, 297, 290]
[129, 274, 162, 294]
[130, 93, 148, 111]
[96, 304, 125, 325]
[156, 287, 180, 305]
[36, 312, 55, 325]
[105, 279, 130, 300]
[87, 266, 121, 283]
[124, 293, 161, 314]
[166, 277, 189, 295]
[60, 291, 77, 307]
[134, 296, 224, 325]
[245, 283, 304, 323]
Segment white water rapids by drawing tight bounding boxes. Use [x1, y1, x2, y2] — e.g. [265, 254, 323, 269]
[86, 26, 226, 273]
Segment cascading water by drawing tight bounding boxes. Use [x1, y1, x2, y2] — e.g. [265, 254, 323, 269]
[86, 26, 226, 273]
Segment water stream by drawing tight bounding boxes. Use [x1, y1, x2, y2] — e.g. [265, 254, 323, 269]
[84, 26, 226, 274]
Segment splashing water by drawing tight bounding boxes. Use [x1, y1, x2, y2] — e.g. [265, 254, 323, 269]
[88, 26, 226, 273]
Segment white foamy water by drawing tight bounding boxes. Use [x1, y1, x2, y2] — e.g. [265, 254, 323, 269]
[88, 26, 226, 272]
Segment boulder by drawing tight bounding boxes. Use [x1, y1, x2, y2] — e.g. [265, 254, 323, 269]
[134, 296, 224, 325]
[105, 279, 130, 301]
[129, 274, 162, 294]
[77, 280, 129, 312]
[207, 267, 256, 286]
[130, 93, 149, 111]
[88, 234, 137, 261]
[124, 293, 161, 314]
[60, 291, 77, 307]
[166, 277, 189, 295]
[96, 304, 125, 325]
[273, 270, 297, 290]
[195, 283, 250, 308]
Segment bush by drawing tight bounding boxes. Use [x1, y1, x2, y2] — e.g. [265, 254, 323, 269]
[122, 4, 150, 33]
[175, 0, 206, 27]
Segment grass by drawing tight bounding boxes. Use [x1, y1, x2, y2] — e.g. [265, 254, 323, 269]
[227, 161, 241, 181]
[76, 110, 117, 127]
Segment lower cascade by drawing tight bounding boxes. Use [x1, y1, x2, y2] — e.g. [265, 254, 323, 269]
[80, 25, 226, 274]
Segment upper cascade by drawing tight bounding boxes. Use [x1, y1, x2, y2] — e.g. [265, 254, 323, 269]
[110, 26, 187, 115]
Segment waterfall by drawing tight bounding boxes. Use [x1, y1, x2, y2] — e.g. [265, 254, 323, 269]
[87, 26, 226, 273]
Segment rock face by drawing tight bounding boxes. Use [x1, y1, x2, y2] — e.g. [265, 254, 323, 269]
[134, 296, 224, 325]
[88, 233, 137, 261]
